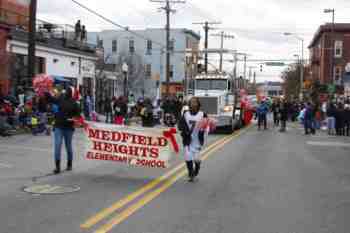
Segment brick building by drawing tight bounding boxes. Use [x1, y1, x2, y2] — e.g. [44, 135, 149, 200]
[309, 23, 350, 87]
[0, 0, 29, 95]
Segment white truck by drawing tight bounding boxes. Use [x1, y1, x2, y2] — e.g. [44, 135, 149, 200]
[190, 73, 242, 133]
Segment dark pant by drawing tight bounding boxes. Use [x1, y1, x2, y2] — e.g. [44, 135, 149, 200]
[345, 122, 350, 136]
[273, 112, 279, 126]
[258, 114, 267, 129]
[280, 120, 286, 131]
[304, 119, 315, 134]
[54, 128, 74, 161]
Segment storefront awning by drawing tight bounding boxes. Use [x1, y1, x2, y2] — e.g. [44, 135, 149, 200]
[53, 76, 71, 84]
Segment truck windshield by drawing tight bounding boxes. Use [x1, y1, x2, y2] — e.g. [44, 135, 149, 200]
[196, 79, 227, 90]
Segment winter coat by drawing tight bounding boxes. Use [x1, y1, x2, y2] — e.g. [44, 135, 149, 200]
[54, 97, 81, 129]
[256, 103, 269, 116]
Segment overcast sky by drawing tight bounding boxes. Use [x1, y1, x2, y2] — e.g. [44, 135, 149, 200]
[37, 0, 350, 82]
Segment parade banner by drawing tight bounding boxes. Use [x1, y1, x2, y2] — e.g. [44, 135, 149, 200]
[83, 122, 179, 169]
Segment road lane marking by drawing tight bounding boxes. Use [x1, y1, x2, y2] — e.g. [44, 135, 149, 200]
[93, 126, 251, 233]
[80, 134, 233, 229]
[0, 162, 13, 168]
[307, 141, 350, 147]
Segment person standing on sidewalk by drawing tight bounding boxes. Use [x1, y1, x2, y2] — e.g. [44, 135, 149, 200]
[326, 102, 337, 135]
[271, 99, 280, 127]
[256, 100, 269, 130]
[178, 97, 208, 182]
[304, 102, 315, 135]
[335, 103, 345, 136]
[103, 97, 112, 123]
[344, 104, 350, 137]
[279, 100, 289, 132]
[52, 88, 81, 174]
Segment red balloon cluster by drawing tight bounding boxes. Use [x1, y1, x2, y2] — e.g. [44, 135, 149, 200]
[197, 118, 217, 132]
[32, 74, 54, 96]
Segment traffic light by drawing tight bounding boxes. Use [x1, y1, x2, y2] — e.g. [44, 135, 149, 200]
[260, 64, 263, 72]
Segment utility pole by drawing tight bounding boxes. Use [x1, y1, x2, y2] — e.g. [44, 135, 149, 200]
[211, 31, 235, 72]
[248, 66, 257, 83]
[243, 54, 247, 81]
[193, 21, 221, 74]
[151, 0, 185, 97]
[28, 0, 37, 88]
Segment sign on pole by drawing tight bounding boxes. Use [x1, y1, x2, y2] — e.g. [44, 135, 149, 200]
[265, 62, 285, 67]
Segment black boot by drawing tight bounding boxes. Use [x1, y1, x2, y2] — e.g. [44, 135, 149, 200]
[185, 161, 194, 182]
[67, 160, 72, 171]
[53, 160, 61, 174]
[194, 161, 201, 177]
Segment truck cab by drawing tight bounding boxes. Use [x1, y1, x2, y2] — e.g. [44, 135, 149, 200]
[191, 73, 241, 133]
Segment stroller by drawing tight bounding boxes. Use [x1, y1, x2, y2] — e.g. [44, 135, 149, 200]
[31, 112, 50, 136]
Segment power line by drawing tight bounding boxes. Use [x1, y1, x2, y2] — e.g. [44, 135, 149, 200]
[28, 0, 37, 88]
[70, 0, 166, 48]
[210, 31, 235, 72]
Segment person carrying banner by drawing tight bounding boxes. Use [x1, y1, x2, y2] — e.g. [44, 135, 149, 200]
[178, 97, 209, 182]
[51, 88, 81, 174]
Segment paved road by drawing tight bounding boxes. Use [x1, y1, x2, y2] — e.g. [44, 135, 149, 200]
[1, 122, 350, 233]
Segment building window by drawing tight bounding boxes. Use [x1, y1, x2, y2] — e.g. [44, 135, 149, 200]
[145, 64, 152, 78]
[169, 65, 174, 78]
[112, 40, 117, 53]
[334, 40, 343, 58]
[98, 39, 103, 48]
[146, 40, 152, 54]
[186, 37, 191, 49]
[129, 40, 135, 53]
[169, 39, 174, 52]
[334, 66, 342, 82]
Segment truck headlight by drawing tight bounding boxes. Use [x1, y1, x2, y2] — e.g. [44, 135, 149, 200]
[223, 106, 233, 112]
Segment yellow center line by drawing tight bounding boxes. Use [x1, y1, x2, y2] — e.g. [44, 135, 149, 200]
[94, 126, 251, 233]
[80, 133, 234, 229]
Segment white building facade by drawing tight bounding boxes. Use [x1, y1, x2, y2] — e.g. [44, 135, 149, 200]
[257, 81, 284, 97]
[93, 28, 200, 98]
[6, 28, 98, 96]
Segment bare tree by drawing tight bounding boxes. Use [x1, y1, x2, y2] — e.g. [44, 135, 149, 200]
[281, 65, 302, 101]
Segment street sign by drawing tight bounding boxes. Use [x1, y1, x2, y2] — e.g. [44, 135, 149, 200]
[327, 84, 336, 94]
[265, 62, 285, 66]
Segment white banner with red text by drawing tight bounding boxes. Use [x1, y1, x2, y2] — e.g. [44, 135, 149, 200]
[83, 122, 180, 169]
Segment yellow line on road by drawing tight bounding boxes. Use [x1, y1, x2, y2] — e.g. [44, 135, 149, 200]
[94, 126, 251, 233]
[80, 133, 233, 229]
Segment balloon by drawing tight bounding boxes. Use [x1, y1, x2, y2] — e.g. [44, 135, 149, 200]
[32, 74, 54, 96]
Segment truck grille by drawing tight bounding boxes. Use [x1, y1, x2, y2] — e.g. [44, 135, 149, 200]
[197, 97, 218, 114]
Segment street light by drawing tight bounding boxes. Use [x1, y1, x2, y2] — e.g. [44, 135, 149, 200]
[284, 32, 304, 100]
[324, 8, 335, 85]
[122, 62, 128, 98]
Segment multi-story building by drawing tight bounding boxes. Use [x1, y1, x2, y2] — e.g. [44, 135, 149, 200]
[309, 23, 350, 88]
[93, 28, 200, 98]
[0, 0, 29, 95]
[256, 81, 284, 97]
[0, 2, 98, 97]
